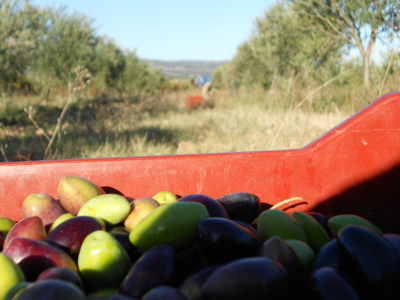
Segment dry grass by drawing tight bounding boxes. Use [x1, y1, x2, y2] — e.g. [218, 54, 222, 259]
[147, 99, 350, 154]
[1, 68, 399, 162]
[63, 92, 350, 159]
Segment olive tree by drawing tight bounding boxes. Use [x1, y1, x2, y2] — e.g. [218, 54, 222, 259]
[121, 51, 165, 95]
[232, 1, 342, 89]
[32, 6, 97, 88]
[292, 0, 400, 86]
[0, 0, 45, 93]
[92, 37, 126, 90]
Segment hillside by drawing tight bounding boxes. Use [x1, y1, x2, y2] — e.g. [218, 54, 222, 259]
[146, 60, 229, 78]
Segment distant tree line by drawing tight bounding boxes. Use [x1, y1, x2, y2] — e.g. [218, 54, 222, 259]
[213, 0, 399, 91]
[0, 0, 165, 96]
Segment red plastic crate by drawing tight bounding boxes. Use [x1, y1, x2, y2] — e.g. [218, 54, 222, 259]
[186, 95, 204, 108]
[1, 93, 400, 232]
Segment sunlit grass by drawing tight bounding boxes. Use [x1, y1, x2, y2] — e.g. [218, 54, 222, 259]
[1, 67, 398, 162]
[79, 135, 175, 158]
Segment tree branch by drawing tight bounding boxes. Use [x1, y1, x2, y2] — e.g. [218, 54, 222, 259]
[44, 82, 73, 160]
[25, 108, 51, 141]
[0, 142, 8, 162]
[331, 0, 365, 56]
[330, 0, 354, 28]
[300, 9, 356, 46]
[367, 26, 379, 65]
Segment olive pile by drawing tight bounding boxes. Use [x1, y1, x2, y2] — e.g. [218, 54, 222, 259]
[0, 176, 399, 300]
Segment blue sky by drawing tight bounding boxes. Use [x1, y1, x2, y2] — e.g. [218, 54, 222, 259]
[32, 0, 389, 63]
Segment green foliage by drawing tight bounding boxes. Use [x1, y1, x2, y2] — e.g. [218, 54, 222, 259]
[233, 42, 270, 89]
[120, 51, 165, 95]
[232, 0, 343, 90]
[0, 0, 46, 93]
[212, 63, 231, 89]
[92, 37, 125, 90]
[0, 106, 29, 126]
[382, 49, 400, 75]
[0, 0, 166, 96]
[31, 6, 97, 90]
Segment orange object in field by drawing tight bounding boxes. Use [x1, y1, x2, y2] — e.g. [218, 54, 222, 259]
[186, 95, 203, 108]
[0, 93, 400, 233]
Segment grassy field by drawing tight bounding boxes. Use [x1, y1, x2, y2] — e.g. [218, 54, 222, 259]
[0, 69, 398, 162]
[0, 90, 349, 162]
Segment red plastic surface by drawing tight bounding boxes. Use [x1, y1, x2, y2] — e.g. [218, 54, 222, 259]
[186, 95, 204, 108]
[1, 93, 400, 231]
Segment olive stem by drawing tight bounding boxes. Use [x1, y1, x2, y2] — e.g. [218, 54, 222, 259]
[270, 197, 304, 210]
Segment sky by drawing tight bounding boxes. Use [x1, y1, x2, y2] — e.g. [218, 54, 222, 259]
[31, 0, 390, 63]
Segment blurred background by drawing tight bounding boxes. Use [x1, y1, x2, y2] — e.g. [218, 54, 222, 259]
[0, 0, 399, 162]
